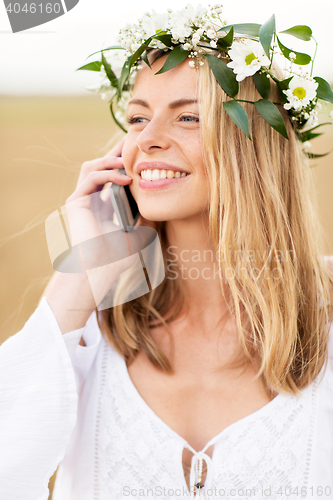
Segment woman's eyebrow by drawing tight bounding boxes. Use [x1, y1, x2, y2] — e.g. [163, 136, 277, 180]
[128, 98, 198, 109]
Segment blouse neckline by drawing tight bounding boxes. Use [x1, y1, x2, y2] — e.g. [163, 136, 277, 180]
[117, 350, 285, 453]
[94, 326, 327, 498]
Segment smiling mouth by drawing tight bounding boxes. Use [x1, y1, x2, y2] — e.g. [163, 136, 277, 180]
[139, 169, 190, 181]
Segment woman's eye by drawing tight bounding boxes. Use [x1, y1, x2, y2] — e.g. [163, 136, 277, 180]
[180, 115, 199, 123]
[127, 115, 199, 125]
[126, 116, 148, 125]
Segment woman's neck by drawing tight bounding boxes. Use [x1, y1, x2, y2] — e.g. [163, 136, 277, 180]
[164, 215, 231, 337]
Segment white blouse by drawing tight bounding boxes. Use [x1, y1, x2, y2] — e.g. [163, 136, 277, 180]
[0, 296, 333, 500]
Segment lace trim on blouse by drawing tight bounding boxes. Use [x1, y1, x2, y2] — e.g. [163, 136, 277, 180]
[93, 341, 321, 499]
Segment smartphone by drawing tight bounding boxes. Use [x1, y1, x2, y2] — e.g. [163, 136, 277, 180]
[110, 168, 140, 232]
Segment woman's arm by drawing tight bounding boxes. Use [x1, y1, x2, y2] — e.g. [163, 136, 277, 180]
[40, 273, 87, 345]
[42, 138, 136, 336]
[0, 298, 80, 500]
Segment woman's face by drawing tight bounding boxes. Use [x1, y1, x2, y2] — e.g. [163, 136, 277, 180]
[122, 55, 209, 223]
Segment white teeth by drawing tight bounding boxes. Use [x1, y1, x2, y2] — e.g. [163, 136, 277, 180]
[152, 169, 160, 181]
[140, 169, 190, 181]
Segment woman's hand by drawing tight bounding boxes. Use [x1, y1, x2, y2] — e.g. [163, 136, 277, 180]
[65, 138, 133, 261]
[43, 138, 159, 332]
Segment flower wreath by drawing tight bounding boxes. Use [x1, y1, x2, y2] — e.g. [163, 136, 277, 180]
[77, 4, 333, 159]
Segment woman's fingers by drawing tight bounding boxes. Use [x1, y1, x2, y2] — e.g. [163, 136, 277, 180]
[75, 138, 128, 188]
[77, 155, 125, 185]
[67, 170, 132, 202]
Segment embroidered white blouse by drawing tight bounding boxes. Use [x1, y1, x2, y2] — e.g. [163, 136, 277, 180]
[0, 296, 333, 500]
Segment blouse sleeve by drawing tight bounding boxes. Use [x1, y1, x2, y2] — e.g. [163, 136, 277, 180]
[0, 297, 89, 500]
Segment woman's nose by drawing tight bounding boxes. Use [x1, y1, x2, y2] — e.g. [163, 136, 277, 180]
[136, 118, 171, 154]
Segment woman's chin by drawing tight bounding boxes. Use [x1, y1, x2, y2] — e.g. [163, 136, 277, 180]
[138, 209, 191, 224]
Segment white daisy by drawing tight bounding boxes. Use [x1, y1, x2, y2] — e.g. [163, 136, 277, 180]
[283, 76, 318, 111]
[140, 10, 169, 37]
[227, 39, 270, 82]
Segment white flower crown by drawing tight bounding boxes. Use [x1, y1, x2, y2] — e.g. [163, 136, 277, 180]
[77, 4, 333, 159]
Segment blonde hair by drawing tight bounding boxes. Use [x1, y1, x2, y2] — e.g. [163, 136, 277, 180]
[99, 55, 333, 396]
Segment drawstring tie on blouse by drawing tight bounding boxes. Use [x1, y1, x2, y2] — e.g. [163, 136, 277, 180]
[183, 444, 214, 498]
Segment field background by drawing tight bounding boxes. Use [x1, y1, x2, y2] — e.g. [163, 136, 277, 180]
[1, 95, 333, 497]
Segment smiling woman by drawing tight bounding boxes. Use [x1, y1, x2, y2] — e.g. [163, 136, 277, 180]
[1, 4, 333, 500]
[121, 56, 209, 225]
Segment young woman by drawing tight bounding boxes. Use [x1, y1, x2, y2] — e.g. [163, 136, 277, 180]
[1, 7, 333, 500]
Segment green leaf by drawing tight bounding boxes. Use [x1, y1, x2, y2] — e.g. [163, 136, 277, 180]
[276, 36, 311, 65]
[205, 54, 239, 98]
[110, 99, 127, 134]
[297, 122, 332, 142]
[76, 61, 102, 72]
[259, 14, 276, 58]
[217, 26, 234, 48]
[297, 131, 323, 142]
[254, 99, 289, 139]
[313, 77, 333, 104]
[152, 34, 173, 47]
[253, 71, 271, 99]
[305, 150, 332, 159]
[223, 100, 251, 140]
[141, 51, 152, 70]
[101, 53, 118, 88]
[118, 35, 154, 93]
[277, 76, 293, 92]
[219, 23, 261, 37]
[129, 37, 153, 70]
[150, 50, 168, 65]
[87, 46, 124, 59]
[154, 46, 190, 75]
[303, 122, 331, 133]
[279, 25, 312, 41]
[118, 37, 152, 97]
[117, 55, 131, 96]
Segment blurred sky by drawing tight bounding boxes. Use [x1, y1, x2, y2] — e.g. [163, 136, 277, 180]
[0, 0, 332, 94]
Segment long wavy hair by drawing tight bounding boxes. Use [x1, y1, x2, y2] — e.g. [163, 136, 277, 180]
[98, 53, 333, 396]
